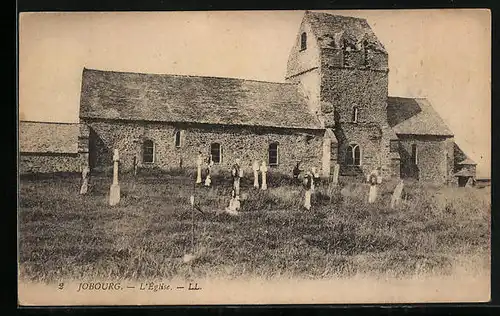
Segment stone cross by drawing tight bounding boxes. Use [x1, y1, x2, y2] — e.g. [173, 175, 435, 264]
[332, 164, 340, 186]
[259, 161, 268, 190]
[80, 165, 90, 195]
[390, 180, 404, 209]
[109, 149, 121, 206]
[196, 152, 203, 184]
[252, 160, 260, 188]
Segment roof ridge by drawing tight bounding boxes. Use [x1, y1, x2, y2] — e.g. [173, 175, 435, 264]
[83, 67, 296, 86]
[306, 10, 368, 22]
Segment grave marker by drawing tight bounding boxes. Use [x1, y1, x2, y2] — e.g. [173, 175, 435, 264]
[80, 165, 90, 195]
[390, 180, 404, 209]
[332, 164, 340, 186]
[196, 152, 203, 184]
[109, 149, 120, 206]
[260, 161, 268, 190]
[252, 160, 260, 188]
[367, 169, 381, 204]
[304, 171, 312, 210]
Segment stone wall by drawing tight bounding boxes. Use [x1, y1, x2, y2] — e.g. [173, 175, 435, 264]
[320, 67, 389, 126]
[285, 20, 322, 117]
[285, 19, 321, 78]
[84, 119, 325, 176]
[398, 135, 455, 185]
[320, 54, 390, 178]
[19, 153, 84, 174]
[334, 123, 383, 176]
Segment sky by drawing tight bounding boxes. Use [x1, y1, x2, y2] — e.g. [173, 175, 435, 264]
[18, 10, 491, 178]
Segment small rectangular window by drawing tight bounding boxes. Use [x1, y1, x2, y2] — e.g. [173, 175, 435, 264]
[411, 144, 418, 165]
[174, 130, 181, 148]
[143, 140, 155, 164]
[300, 32, 307, 51]
[269, 143, 279, 166]
[352, 107, 358, 123]
[211, 143, 222, 164]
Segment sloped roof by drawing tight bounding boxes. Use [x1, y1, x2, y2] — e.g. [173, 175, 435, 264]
[458, 158, 477, 165]
[19, 121, 79, 154]
[387, 97, 454, 137]
[454, 168, 475, 177]
[79, 68, 323, 130]
[305, 11, 387, 53]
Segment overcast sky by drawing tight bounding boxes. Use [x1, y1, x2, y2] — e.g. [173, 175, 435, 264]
[19, 10, 491, 178]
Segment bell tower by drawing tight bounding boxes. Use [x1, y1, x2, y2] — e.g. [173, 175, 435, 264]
[286, 11, 396, 178]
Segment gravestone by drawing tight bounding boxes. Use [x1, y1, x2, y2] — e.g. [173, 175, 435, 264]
[196, 152, 203, 184]
[367, 169, 381, 204]
[390, 180, 404, 209]
[109, 149, 121, 206]
[311, 167, 318, 193]
[231, 159, 242, 196]
[80, 165, 90, 195]
[225, 190, 240, 215]
[260, 161, 268, 190]
[252, 160, 260, 188]
[304, 172, 312, 210]
[332, 164, 340, 186]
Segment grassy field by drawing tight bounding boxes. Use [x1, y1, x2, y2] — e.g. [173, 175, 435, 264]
[18, 170, 490, 283]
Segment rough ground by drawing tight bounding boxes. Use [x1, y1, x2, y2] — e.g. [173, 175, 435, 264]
[18, 171, 490, 283]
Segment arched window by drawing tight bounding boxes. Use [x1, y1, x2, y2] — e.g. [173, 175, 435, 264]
[352, 107, 358, 123]
[143, 139, 155, 164]
[268, 142, 279, 166]
[346, 144, 361, 166]
[174, 130, 181, 148]
[300, 32, 307, 51]
[412, 144, 418, 165]
[210, 143, 222, 164]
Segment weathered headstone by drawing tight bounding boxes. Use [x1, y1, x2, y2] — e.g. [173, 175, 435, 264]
[367, 169, 381, 204]
[252, 160, 260, 188]
[311, 167, 318, 193]
[196, 152, 203, 184]
[332, 164, 340, 186]
[225, 190, 240, 215]
[304, 171, 312, 210]
[390, 180, 404, 209]
[260, 161, 268, 190]
[204, 155, 214, 187]
[109, 149, 120, 206]
[231, 158, 242, 195]
[80, 165, 90, 195]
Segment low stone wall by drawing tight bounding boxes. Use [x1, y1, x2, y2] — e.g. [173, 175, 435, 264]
[19, 153, 85, 174]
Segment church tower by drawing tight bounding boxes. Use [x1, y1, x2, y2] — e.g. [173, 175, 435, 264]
[286, 11, 398, 179]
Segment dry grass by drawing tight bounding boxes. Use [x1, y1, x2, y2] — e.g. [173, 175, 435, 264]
[18, 171, 490, 283]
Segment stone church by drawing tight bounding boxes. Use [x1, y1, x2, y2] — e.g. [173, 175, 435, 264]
[21, 11, 477, 185]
